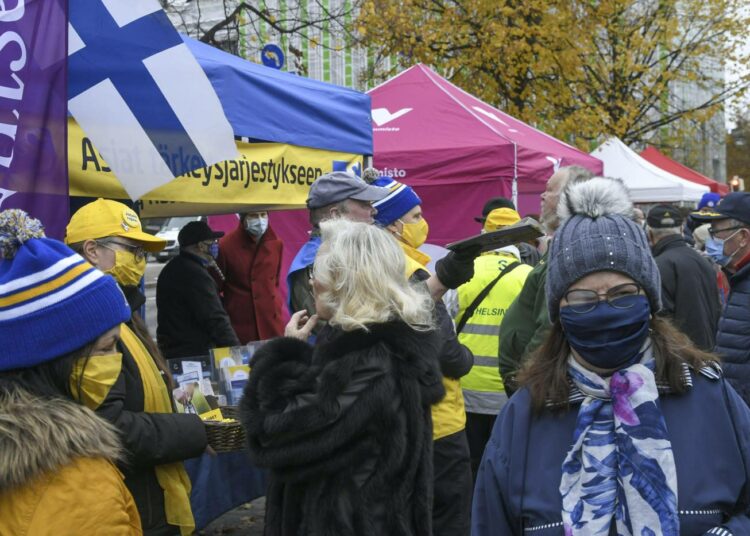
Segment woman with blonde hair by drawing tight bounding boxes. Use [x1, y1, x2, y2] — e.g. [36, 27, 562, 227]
[241, 219, 446, 535]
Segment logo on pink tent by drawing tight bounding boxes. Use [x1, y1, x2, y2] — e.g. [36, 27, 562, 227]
[380, 167, 407, 178]
[372, 107, 413, 131]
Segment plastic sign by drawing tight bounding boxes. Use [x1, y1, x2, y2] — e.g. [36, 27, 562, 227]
[261, 44, 285, 70]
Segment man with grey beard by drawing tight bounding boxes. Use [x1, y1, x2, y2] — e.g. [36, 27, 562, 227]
[497, 166, 594, 394]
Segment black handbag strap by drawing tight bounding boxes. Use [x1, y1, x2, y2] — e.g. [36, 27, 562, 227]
[455, 261, 521, 335]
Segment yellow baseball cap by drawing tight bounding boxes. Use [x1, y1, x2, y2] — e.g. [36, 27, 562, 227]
[65, 199, 166, 252]
[483, 208, 521, 232]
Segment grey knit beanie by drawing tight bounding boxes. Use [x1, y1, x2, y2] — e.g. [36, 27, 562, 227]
[547, 177, 661, 322]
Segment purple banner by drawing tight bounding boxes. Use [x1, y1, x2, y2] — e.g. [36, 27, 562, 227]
[0, 0, 68, 239]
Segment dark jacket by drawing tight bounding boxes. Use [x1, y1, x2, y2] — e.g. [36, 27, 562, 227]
[498, 254, 550, 394]
[652, 234, 721, 350]
[715, 261, 750, 404]
[241, 322, 446, 536]
[156, 251, 239, 359]
[473, 368, 750, 535]
[411, 269, 474, 380]
[217, 223, 284, 343]
[101, 288, 207, 535]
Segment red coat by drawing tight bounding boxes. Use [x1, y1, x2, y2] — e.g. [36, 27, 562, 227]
[217, 223, 284, 343]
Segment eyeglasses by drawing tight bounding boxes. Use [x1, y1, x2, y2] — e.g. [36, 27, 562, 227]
[563, 283, 642, 314]
[708, 225, 746, 239]
[97, 239, 146, 262]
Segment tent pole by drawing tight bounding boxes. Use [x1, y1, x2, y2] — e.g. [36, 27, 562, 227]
[512, 177, 518, 209]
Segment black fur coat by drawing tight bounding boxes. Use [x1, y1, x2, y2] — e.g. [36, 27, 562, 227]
[240, 321, 446, 536]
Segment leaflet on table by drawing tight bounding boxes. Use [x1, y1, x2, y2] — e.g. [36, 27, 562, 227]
[210, 341, 268, 405]
[167, 355, 212, 379]
[211, 341, 267, 372]
[222, 365, 250, 406]
[173, 368, 215, 414]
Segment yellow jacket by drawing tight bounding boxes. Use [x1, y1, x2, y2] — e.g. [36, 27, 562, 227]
[0, 387, 142, 536]
[456, 252, 531, 414]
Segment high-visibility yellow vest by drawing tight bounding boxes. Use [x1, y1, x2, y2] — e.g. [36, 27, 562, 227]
[456, 253, 531, 414]
[399, 242, 467, 440]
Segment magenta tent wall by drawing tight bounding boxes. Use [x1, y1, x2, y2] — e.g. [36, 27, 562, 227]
[368, 64, 602, 243]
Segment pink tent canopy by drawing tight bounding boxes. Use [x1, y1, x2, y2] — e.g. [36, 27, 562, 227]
[369, 64, 602, 243]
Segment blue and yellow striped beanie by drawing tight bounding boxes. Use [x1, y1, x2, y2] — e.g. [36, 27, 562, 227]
[0, 209, 131, 371]
[371, 177, 422, 226]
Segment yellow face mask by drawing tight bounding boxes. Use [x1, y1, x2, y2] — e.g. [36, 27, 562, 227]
[104, 249, 146, 287]
[398, 218, 429, 249]
[70, 352, 123, 410]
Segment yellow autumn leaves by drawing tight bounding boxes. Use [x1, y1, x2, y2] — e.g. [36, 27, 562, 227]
[357, 0, 749, 149]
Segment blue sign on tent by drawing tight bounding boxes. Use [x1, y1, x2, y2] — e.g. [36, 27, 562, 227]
[261, 44, 285, 70]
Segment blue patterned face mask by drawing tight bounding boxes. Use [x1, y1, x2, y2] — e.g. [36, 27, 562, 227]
[706, 237, 731, 267]
[208, 242, 219, 259]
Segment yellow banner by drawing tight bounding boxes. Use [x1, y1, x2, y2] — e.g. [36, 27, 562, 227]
[68, 119, 363, 217]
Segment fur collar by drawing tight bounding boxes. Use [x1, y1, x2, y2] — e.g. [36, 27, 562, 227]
[314, 321, 442, 364]
[0, 386, 122, 491]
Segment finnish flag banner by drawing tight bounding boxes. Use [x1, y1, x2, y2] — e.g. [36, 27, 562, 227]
[68, 0, 237, 200]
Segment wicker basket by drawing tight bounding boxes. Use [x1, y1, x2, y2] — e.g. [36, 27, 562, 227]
[204, 406, 245, 452]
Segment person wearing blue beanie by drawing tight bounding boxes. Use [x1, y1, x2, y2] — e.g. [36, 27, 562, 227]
[0, 209, 143, 534]
[369, 174, 475, 536]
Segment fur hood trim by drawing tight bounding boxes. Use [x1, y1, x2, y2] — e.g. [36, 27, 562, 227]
[316, 321, 443, 364]
[558, 176, 634, 222]
[0, 386, 123, 491]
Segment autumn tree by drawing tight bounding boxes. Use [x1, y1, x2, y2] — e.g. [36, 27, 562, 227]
[358, 0, 750, 148]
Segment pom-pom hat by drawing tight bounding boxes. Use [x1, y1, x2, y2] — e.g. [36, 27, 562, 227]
[0, 209, 131, 371]
[546, 177, 661, 322]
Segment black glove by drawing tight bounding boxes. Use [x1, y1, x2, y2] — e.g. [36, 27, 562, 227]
[435, 246, 482, 289]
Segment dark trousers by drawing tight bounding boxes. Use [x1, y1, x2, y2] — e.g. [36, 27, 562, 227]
[465, 412, 498, 480]
[433, 430, 472, 536]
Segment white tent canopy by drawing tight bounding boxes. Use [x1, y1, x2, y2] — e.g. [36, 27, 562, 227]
[591, 138, 709, 203]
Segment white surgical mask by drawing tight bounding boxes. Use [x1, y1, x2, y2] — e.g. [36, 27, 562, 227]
[244, 215, 268, 238]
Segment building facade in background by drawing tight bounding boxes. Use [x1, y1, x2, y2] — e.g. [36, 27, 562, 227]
[163, 0, 377, 90]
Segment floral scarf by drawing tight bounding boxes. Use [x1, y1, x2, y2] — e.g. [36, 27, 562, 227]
[560, 344, 679, 536]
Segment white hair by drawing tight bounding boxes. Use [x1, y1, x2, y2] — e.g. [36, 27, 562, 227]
[314, 220, 434, 331]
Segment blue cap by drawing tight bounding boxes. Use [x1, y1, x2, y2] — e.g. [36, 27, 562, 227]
[693, 192, 750, 226]
[698, 192, 721, 211]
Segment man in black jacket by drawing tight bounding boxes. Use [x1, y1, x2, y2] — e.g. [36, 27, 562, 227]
[157, 221, 240, 358]
[646, 205, 721, 350]
[692, 192, 750, 404]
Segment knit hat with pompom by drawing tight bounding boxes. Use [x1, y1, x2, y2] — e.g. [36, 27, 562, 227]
[0, 209, 131, 371]
[546, 177, 661, 322]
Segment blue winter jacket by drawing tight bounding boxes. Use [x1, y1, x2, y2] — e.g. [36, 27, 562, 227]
[473, 369, 750, 536]
[715, 262, 750, 405]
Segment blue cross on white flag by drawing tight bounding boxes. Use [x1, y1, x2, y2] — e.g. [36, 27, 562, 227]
[68, 0, 237, 200]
